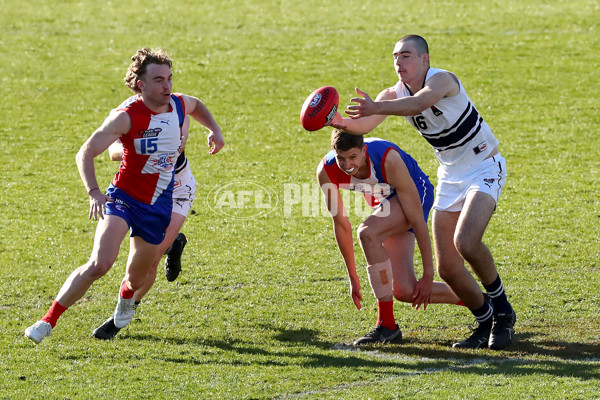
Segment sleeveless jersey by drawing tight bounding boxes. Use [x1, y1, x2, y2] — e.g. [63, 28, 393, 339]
[112, 94, 185, 205]
[393, 67, 499, 170]
[322, 138, 430, 208]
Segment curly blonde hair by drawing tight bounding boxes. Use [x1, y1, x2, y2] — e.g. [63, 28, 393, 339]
[124, 48, 172, 93]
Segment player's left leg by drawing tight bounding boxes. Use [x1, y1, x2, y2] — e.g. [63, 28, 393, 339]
[353, 199, 408, 345]
[111, 237, 161, 329]
[135, 212, 187, 300]
[455, 190, 516, 350]
[93, 213, 187, 340]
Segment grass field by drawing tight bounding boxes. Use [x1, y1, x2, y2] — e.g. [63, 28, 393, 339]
[1, 0, 599, 398]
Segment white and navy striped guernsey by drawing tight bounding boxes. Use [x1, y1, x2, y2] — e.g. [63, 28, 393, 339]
[393, 67, 499, 170]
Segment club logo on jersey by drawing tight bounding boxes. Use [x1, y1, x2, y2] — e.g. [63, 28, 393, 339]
[154, 154, 175, 169]
[430, 105, 443, 116]
[139, 128, 162, 138]
[473, 141, 487, 155]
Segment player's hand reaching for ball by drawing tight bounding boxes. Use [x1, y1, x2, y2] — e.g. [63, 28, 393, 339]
[87, 188, 114, 221]
[328, 112, 348, 130]
[346, 88, 378, 119]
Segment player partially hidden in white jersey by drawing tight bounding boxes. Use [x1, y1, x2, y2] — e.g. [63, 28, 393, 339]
[25, 48, 225, 344]
[331, 35, 516, 350]
[91, 114, 196, 340]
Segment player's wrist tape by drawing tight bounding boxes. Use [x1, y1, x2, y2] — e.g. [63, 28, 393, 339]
[366, 259, 393, 299]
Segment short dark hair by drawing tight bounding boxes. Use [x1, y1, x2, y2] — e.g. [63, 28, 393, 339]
[331, 129, 364, 152]
[398, 35, 429, 56]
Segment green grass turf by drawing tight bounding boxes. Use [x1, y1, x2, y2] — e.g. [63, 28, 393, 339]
[1, 0, 599, 398]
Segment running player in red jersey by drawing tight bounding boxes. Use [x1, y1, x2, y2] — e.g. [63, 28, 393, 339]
[25, 48, 224, 343]
[92, 115, 196, 340]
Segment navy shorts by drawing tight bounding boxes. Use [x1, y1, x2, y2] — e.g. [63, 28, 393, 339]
[105, 184, 172, 245]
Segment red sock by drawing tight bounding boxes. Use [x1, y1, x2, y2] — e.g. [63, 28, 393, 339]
[376, 300, 397, 330]
[456, 300, 466, 306]
[120, 280, 135, 299]
[41, 300, 68, 328]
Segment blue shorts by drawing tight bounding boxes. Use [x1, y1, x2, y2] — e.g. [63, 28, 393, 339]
[105, 184, 172, 245]
[376, 177, 434, 232]
[418, 178, 435, 223]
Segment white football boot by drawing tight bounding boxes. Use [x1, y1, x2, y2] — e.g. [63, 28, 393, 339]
[25, 321, 53, 343]
[113, 294, 137, 329]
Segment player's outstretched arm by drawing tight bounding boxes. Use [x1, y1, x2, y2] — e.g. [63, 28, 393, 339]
[317, 163, 362, 310]
[330, 87, 395, 135]
[181, 94, 225, 154]
[346, 73, 459, 119]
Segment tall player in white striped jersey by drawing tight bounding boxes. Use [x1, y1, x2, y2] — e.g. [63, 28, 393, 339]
[331, 35, 516, 350]
[25, 48, 225, 344]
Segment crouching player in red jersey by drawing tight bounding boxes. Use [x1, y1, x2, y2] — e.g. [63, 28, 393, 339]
[25, 48, 224, 343]
[318, 130, 461, 345]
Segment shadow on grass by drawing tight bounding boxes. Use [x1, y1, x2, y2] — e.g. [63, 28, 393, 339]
[125, 326, 600, 381]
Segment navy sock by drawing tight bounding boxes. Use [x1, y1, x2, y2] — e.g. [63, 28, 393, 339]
[471, 297, 493, 327]
[483, 275, 513, 315]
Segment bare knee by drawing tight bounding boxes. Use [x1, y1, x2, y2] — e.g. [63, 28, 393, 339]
[82, 258, 113, 279]
[357, 223, 377, 249]
[453, 232, 479, 260]
[437, 260, 463, 285]
[393, 283, 415, 303]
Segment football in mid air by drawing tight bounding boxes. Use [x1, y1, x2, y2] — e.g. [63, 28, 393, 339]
[300, 86, 340, 131]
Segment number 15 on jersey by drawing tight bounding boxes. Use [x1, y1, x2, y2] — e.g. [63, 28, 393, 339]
[135, 137, 158, 154]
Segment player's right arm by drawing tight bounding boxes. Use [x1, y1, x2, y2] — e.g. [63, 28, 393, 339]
[329, 87, 397, 135]
[317, 162, 363, 310]
[76, 110, 131, 220]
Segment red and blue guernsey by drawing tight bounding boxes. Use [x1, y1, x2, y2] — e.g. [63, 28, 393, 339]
[113, 94, 185, 205]
[323, 138, 432, 208]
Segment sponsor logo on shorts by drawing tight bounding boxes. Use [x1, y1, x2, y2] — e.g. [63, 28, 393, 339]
[114, 198, 130, 212]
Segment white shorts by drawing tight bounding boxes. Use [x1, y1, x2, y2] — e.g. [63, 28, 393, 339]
[433, 154, 506, 212]
[172, 162, 197, 217]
